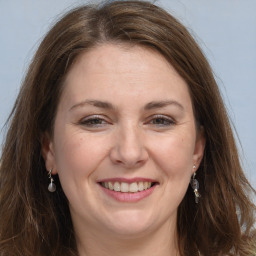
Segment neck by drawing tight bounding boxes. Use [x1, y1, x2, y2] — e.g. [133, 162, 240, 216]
[75, 219, 180, 256]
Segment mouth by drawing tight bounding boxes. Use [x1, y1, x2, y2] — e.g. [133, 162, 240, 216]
[99, 181, 158, 193]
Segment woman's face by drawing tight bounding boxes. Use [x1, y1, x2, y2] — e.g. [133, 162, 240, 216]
[43, 44, 205, 238]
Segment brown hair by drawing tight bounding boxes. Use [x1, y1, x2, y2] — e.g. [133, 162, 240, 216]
[0, 1, 255, 255]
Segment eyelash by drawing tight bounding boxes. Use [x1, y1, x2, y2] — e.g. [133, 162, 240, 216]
[148, 115, 175, 127]
[79, 115, 109, 127]
[79, 115, 175, 128]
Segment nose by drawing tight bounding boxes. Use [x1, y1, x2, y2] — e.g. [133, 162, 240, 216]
[109, 124, 149, 169]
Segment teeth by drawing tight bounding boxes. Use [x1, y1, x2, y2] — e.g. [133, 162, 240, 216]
[129, 182, 138, 192]
[113, 182, 121, 192]
[138, 181, 144, 191]
[120, 182, 129, 192]
[101, 181, 153, 193]
[108, 182, 114, 190]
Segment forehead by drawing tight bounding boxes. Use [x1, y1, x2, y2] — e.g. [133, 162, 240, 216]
[61, 43, 192, 111]
[67, 43, 174, 77]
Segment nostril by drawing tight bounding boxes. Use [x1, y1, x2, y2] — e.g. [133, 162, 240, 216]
[109, 136, 149, 168]
[111, 156, 147, 169]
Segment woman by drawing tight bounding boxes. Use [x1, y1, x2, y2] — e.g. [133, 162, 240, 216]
[0, 1, 255, 255]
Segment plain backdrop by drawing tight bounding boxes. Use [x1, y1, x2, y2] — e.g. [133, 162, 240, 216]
[0, 0, 255, 188]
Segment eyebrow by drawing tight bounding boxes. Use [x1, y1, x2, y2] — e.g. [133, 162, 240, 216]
[69, 100, 114, 111]
[144, 100, 184, 111]
[69, 99, 184, 111]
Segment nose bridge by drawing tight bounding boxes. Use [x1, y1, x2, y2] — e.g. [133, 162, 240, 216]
[121, 123, 141, 154]
[110, 121, 148, 168]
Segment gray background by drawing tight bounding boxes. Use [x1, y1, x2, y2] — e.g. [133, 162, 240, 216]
[0, 0, 255, 188]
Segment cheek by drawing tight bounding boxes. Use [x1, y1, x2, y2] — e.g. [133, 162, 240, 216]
[53, 129, 109, 184]
[151, 133, 195, 177]
[159, 134, 196, 201]
[147, 134, 196, 217]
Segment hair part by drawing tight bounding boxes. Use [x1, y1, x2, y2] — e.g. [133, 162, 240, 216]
[0, 1, 255, 255]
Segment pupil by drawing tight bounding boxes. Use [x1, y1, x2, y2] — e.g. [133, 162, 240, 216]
[155, 118, 164, 124]
[91, 119, 101, 124]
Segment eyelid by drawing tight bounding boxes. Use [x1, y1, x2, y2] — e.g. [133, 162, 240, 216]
[146, 114, 176, 126]
[79, 114, 111, 126]
[80, 114, 104, 120]
[78, 114, 175, 128]
[148, 114, 175, 121]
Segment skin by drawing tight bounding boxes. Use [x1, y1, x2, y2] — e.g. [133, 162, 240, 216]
[43, 44, 205, 256]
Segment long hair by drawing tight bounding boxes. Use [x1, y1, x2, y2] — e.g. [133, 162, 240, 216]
[0, 1, 255, 255]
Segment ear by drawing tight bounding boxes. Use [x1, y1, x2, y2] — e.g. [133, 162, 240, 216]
[41, 133, 58, 174]
[192, 126, 206, 172]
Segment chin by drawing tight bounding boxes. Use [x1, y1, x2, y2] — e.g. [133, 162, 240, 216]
[101, 209, 157, 237]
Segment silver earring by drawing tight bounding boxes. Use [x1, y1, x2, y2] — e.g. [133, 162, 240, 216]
[48, 169, 56, 192]
[190, 165, 200, 203]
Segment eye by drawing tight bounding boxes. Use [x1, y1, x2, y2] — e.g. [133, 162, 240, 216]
[79, 115, 109, 128]
[148, 115, 175, 127]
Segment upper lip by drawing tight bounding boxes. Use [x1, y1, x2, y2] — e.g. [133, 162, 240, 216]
[97, 177, 158, 184]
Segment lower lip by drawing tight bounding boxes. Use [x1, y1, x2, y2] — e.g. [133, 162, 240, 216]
[99, 184, 157, 202]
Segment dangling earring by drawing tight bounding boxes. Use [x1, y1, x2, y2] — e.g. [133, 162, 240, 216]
[190, 165, 200, 203]
[48, 169, 56, 192]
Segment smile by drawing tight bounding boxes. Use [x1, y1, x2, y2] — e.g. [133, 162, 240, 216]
[100, 181, 155, 193]
[98, 178, 159, 202]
